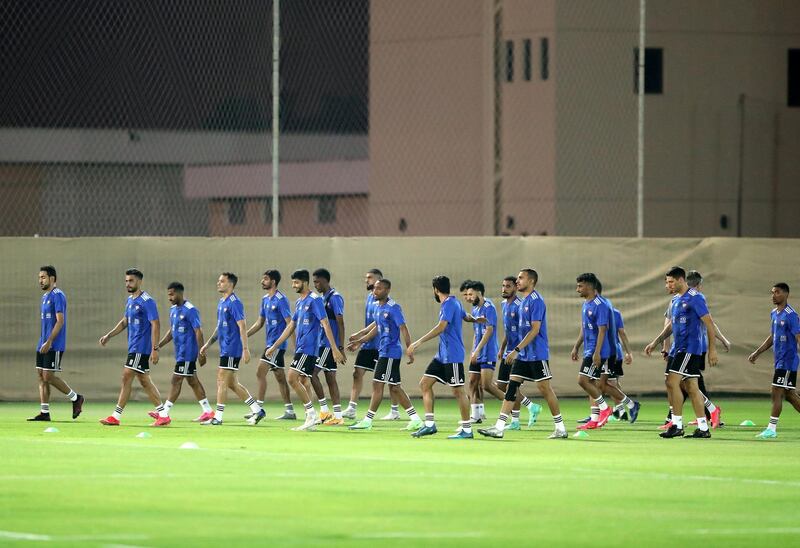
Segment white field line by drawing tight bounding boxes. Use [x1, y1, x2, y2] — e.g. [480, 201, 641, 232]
[0, 531, 149, 543]
[352, 532, 485, 539]
[688, 528, 800, 535]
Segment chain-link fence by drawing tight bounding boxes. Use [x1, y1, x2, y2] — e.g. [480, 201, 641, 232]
[1, 1, 797, 237]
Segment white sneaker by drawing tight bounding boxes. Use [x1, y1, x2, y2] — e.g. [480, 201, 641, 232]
[380, 411, 401, 421]
[293, 413, 318, 431]
[342, 407, 357, 420]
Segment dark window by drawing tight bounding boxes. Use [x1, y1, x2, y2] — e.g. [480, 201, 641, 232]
[789, 49, 800, 107]
[263, 198, 283, 225]
[523, 39, 532, 81]
[227, 198, 246, 225]
[540, 38, 549, 80]
[634, 47, 663, 94]
[317, 196, 336, 224]
[505, 40, 514, 82]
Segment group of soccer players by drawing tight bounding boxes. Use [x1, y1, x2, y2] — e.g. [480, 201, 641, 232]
[30, 263, 800, 439]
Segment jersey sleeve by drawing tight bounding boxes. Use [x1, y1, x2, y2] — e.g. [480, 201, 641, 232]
[692, 293, 710, 318]
[145, 299, 159, 321]
[259, 297, 267, 318]
[789, 312, 800, 336]
[332, 294, 345, 316]
[486, 303, 497, 328]
[615, 310, 624, 329]
[231, 299, 245, 322]
[190, 308, 202, 329]
[530, 298, 545, 323]
[311, 297, 326, 321]
[393, 304, 406, 327]
[596, 302, 609, 327]
[54, 292, 67, 314]
[278, 297, 292, 320]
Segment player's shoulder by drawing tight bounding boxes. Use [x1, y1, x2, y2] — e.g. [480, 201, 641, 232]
[514, 296, 523, 306]
[229, 293, 239, 302]
[483, 298, 495, 308]
[387, 298, 399, 308]
[275, 291, 287, 300]
[592, 296, 604, 306]
[170, 304, 177, 310]
[687, 288, 701, 297]
[141, 291, 153, 301]
[185, 301, 196, 310]
[52, 288, 65, 296]
[786, 305, 797, 316]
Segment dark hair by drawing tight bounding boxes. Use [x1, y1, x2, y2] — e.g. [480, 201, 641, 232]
[368, 268, 383, 278]
[665, 266, 686, 280]
[291, 269, 310, 283]
[520, 268, 538, 284]
[432, 275, 451, 294]
[469, 281, 485, 294]
[313, 268, 331, 282]
[459, 279, 474, 292]
[264, 269, 281, 285]
[40, 265, 57, 280]
[686, 270, 703, 288]
[576, 272, 599, 289]
[503, 276, 517, 284]
[167, 281, 184, 292]
[222, 272, 238, 287]
[774, 282, 790, 294]
[376, 278, 392, 290]
[126, 268, 144, 280]
[596, 280, 603, 295]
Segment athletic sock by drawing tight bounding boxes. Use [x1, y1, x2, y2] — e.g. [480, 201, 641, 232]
[460, 420, 472, 434]
[391, 404, 399, 416]
[470, 404, 478, 420]
[521, 396, 533, 408]
[595, 396, 609, 411]
[405, 407, 419, 421]
[495, 413, 509, 431]
[614, 403, 624, 413]
[333, 404, 343, 420]
[303, 402, 314, 415]
[673, 415, 683, 429]
[364, 410, 376, 424]
[696, 417, 709, 432]
[666, 406, 673, 421]
[348, 400, 358, 411]
[112, 405, 124, 420]
[199, 398, 212, 413]
[319, 399, 329, 413]
[245, 396, 260, 413]
[66, 390, 78, 402]
[553, 413, 566, 432]
[626, 399, 636, 410]
[424, 413, 435, 428]
[285, 403, 295, 413]
[40, 403, 50, 414]
[511, 410, 520, 421]
[214, 404, 225, 421]
[590, 406, 600, 422]
[768, 416, 778, 432]
[256, 400, 264, 408]
[478, 403, 485, 417]
[704, 397, 717, 413]
[163, 400, 174, 417]
[156, 404, 167, 418]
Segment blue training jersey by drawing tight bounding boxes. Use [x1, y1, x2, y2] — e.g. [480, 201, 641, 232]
[435, 296, 466, 364]
[319, 288, 345, 348]
[613, 308, 625, 359]
[471, 299, 499, 363]
[362, 292, 379, 351]
[582, 296, 612, 359]
[170, 301, 202, 362]
[375, 298, 406, 359]
[771, 305, 800, 371]
[293, 292, 327, 356]
[126, 292, 159, 354]
[217, 293, 245, 358]
[517, 291, 549, 361]
[39, 288, 67, 352]
[260, 291, 292, 350]
[502, 297, 523, 358]
[600, 296, 619, 359]
[670, 288, 709, 356]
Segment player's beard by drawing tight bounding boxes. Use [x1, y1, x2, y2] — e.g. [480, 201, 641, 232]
[434, 293, 440, 303]
[366, 284, 374, 291]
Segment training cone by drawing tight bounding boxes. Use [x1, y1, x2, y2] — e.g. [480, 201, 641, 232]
[572, 431, 589, 439]
[43, 427, 59, 433]
[179, 441, 199, 450]
[136, 432, 152, 439]
[739, 420, 756, 427]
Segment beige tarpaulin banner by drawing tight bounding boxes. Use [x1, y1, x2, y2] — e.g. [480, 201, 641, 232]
[0, 236, 792, 401]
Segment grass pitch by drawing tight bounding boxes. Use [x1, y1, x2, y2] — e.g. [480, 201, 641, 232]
[0, 397, 797, 547]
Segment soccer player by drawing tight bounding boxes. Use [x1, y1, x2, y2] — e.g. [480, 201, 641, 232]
[265, 269, 345, 431]
[406, 275, 475, 439]
[151, 282, 213, 425]
[308, 268, 346, 425]
[570, 273, 614, 430]
[198, 272, 265, 426]
[99, 268, 165, 426]
[478, 268, 567, 439]
[347, 279, 423, 431]
[496, 276, 541, 429]
[466, 281, 506, 422]
[28, 266, 84, 422]
[246, 269, 295, 420]
[645, 266, 718, 438]
[748, 283, 800, 439]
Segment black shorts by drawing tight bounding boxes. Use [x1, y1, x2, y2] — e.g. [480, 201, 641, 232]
[469, 361, 496, 374]
[261, 348, 285, 370]
[772, 369, 797, 390]
[125, 353, 150, 374]
[497, 361, 512, 384]
[219, 355, 241, 371]
[174, 361, 197, 377]
[290, 353, 316, 377]
[424, 359, 465, 387]
[666, 352, 702, 378]
[579, 356, 605, 379]
[36, 351, 63, 372]
[315, 346, 337, 372]
[602, 358, 624, 379]
[374, 357, 402, 385]
[510, 359, 552, 382]
[354, 348, 379, 371]
[700, 352, 707, 371]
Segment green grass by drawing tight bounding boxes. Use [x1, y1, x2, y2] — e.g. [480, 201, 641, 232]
[0, 397, 797, 547]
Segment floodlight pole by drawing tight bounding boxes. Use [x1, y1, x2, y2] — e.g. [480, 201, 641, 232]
[271, 0, 280, 237]
[636, 0, 646, 238]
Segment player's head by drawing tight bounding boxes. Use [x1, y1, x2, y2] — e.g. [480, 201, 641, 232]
[313, 268, 331, 293]
[575, 273, 599, 298]
[595, 280, 603, 295]
[373, 278, 391, 301]
[665, 266, 686, 294]
[125, 268, 144, 293]
[686, 270, 703, 289]
[218, 272, 238, 294]
[291, 269, 310, 293]
[501, 276, 517, 299]
[365, 268, 383, 291]
[262, 269, 281, 290]
[516, 269, 538, 292]
[167, 281, 185, 305]
[772, 283, 790, 306]
[38, 265, 57, 290]
[466, 280, 485, 306]
[432, 275, 451, 303]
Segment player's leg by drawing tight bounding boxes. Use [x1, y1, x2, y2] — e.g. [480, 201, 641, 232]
[187, 374, 214, 421]
[481, 368, 506, 401]
[271, 368, 296, 418]
[227, 371, 263, 424]
[101, 366, 136, 425]
[350, 379, 385, 430]
[323, 369, 343, 423]
[413, 375, 437, 436]
[286, 354, 319, 429]
[389, 383, 422, 429]
[347, 366, 367, 419]
[478, 375, 523, 438]
[255, 361, 269, 408]
[576, 360, 610, 428]
[450, 384, 473, 437]
[155, 374, 183, 424]
[310, 354, 330, 420]
[683, 376, 710, 437]
[536, 378, 567, 438]
[30, 367, 51, 420]
[212, 368, 229, 423]
[696, 372, 721, 427]
[468, 366, 481, 421]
